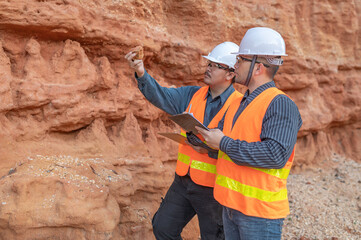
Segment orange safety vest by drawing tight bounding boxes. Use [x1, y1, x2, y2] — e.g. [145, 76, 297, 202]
[176, 86, 243, 187]
[214, 87, 295, 219]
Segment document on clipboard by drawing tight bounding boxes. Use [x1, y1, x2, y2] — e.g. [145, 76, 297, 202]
[169, 112, 209, 135]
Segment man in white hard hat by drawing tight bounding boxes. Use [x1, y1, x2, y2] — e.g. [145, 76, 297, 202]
[196, 27, 303, 239]
[125, 42, 242, 240]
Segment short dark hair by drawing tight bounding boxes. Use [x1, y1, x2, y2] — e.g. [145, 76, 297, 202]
[266, 65, 279, 79]
[257, 57, 280, 80]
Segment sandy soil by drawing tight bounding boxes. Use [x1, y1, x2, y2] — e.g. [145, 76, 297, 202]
[282, 154, 361, 240]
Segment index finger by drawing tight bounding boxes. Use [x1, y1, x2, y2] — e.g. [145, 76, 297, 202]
[124, 51, 133, 58]
[125, 52, 136, 61]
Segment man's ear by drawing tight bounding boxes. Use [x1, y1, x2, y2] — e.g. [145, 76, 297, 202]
[226, 71, 236, 82]
[253, 63, 265, 77]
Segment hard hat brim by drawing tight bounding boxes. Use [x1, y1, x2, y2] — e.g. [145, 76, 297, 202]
[202, 56, 235, 69]
[231, 51, 288, 57]
[202, 55, 218, 62]
[202, 55, 227, 66]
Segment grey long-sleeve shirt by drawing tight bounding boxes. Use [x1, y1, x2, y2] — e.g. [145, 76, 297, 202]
[218, 81, 303, 169]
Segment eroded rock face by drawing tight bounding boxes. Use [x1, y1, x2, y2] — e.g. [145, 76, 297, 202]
[0, 156, 120, 239]
[0, 0, 360, 239]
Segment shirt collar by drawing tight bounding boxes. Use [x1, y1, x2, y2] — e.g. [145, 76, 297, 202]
[243, 81, 276, 102]
[205, 84, 235, 104]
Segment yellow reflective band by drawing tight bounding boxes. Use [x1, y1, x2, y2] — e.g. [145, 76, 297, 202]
[218, 151, 290, 179]
[250, 167, 290, 180]
[219, 151, 233, 162]
[178, 152, 190, 165]
[216, 174, 288, 202]
[190, 160, 216, 174]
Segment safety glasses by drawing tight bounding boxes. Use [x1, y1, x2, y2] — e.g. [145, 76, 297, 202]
[236, 56, 270, 68]
[207, 62, 234, 72]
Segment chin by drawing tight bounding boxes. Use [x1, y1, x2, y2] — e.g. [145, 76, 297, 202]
[234, 77, 242, 84]
[203, 77, 212, 85]
[236, 81, 246, 86]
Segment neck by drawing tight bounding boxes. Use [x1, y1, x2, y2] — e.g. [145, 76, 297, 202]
[247, 76, 272, 94]
[209, 82, 231, 98]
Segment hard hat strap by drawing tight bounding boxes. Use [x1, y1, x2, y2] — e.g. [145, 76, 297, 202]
[245, 56, 257, 87]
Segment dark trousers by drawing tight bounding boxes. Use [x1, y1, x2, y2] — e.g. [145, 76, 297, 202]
[152, 173, 224, 240]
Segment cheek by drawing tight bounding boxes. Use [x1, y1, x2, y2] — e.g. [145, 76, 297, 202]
[218, 72, 228, 81]
[211, 71, 221, 79]
[241, 65, 249, 74]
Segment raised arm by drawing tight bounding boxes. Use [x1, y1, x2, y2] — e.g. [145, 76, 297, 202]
[125, 49, 199, 115]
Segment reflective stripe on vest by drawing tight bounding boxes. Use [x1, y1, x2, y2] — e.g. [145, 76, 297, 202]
[214, 87, 295, 219]
[175, 86, 243, 187]
[180, 133, 217, 175]
[219, 151, 291, 180]
[178, 152, 190, 165]
[216, 174, 288, 202]
[191, 160, 217, 174]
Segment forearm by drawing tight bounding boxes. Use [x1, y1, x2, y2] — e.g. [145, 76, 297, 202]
[136, 71, 197, 115]
[219, 136, 290, 169]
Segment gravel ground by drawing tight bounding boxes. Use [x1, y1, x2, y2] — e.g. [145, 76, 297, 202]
[282, 154, 361, 240]
[8, 154, 361, 239]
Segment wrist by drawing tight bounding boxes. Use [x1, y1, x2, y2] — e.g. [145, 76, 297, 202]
[136, 69, 145, 78]
[220, 136, 232, 152]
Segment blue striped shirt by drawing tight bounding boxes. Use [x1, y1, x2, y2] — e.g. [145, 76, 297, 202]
[219, 81, 303, 169]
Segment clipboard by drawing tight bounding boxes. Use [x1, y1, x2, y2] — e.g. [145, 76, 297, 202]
[169, 113, 209, 135]
[158, 132, 217, 153]
[158, 132, 187, 145]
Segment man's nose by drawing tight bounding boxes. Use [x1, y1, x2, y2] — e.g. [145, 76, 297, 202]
[234, 62, 239, 69]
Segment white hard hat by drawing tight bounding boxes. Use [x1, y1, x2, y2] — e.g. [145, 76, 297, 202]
[203, 42, 239, 69]
[233, 27, 287, 65]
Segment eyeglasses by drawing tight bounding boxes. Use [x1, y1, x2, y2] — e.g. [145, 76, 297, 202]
[236, 56, 270, 68]
[207, 62, 234, 72]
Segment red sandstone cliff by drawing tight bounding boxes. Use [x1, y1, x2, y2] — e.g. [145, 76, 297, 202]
[0, 0, 360, 239]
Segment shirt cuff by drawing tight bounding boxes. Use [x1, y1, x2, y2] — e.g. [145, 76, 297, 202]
[135, 70, 148, 82]
[220, 136, 233, 153]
